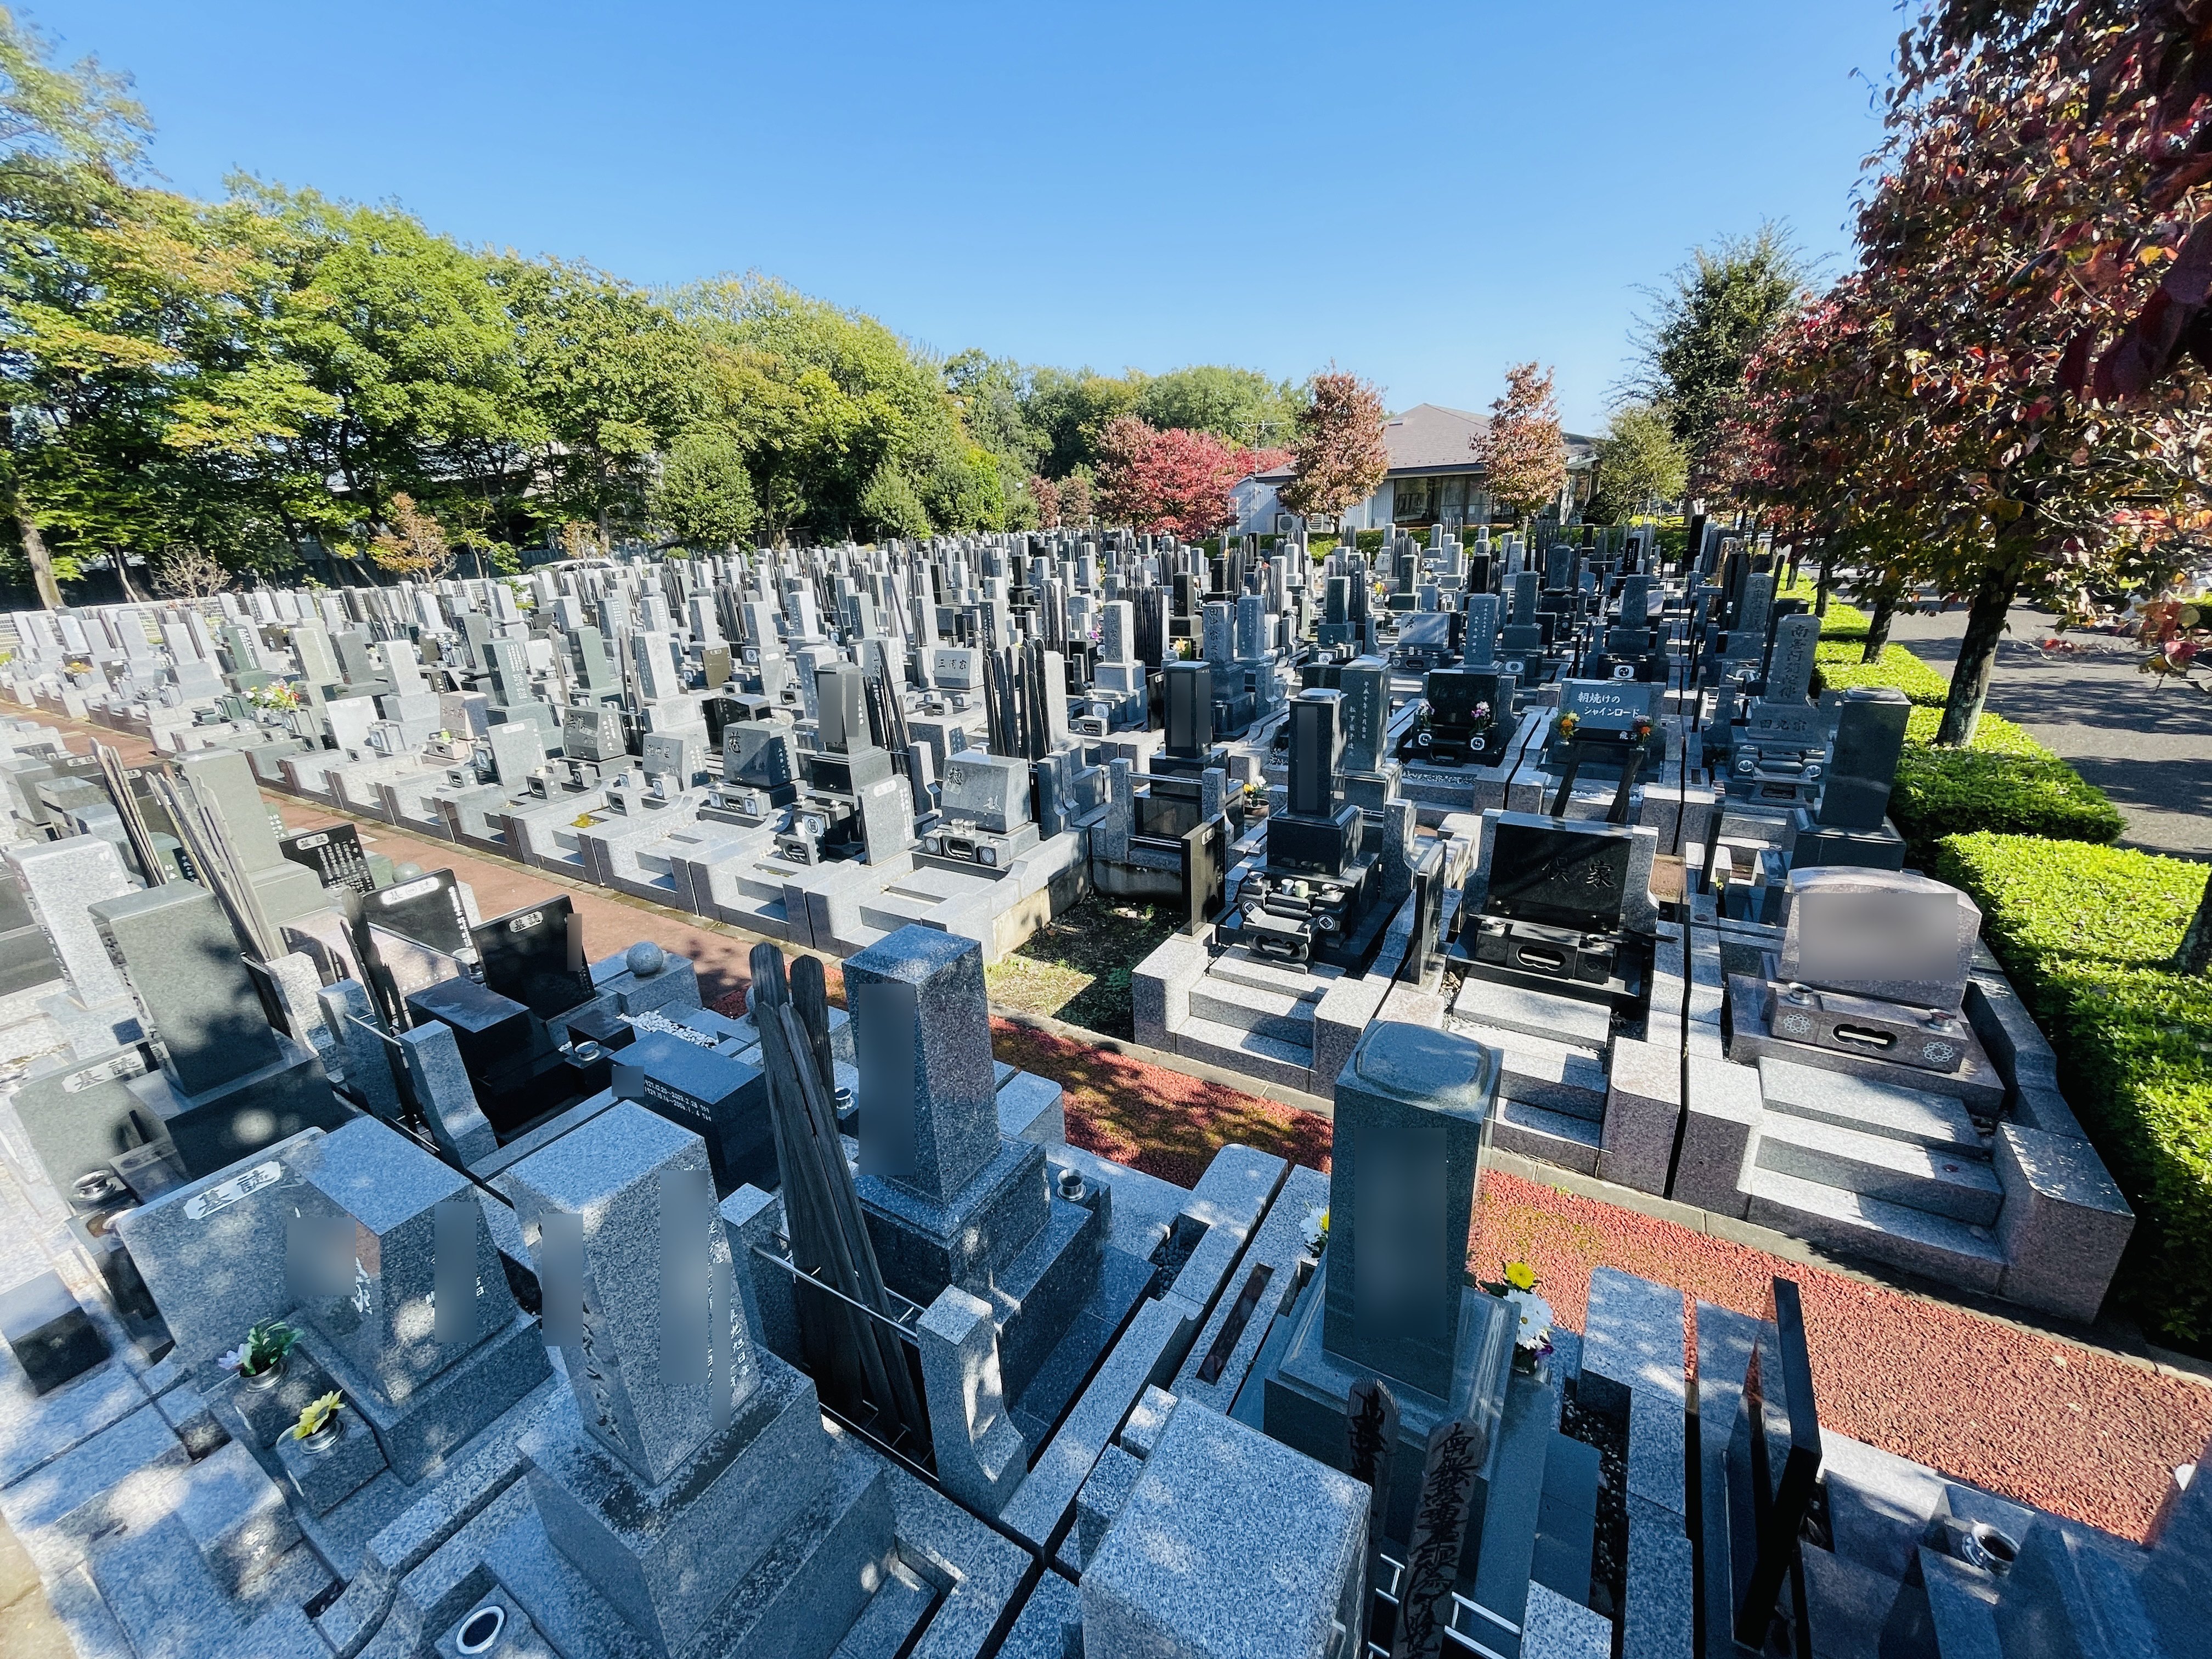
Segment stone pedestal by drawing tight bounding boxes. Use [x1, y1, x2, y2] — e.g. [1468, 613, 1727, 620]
[1085, 1403, 1368, 1659]
[521, 1361, 889, 1658]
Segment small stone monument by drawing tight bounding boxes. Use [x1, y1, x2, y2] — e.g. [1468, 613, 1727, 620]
[509, 1102, 895, 1657]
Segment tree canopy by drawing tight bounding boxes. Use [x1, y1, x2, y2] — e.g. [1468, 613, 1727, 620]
[1626, 223, 1805, 493]
[1472, 363, 1567, 522]
[1584, 401, 1686, 524]
[1281, 371, 1388, 521]
[1722, 4, 2212, 745]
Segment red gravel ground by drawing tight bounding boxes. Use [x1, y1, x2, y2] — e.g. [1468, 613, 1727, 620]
[1004, 1020, 2212, 1543]
[22, 710, 2212, 1541]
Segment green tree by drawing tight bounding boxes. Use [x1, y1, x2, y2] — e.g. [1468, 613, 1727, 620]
[1584, 401, 1687, 523]
[212, 184, 525, 555]
[0, 8, 191, 602]
[494, 256, 710, 547]
[943, 348, 1044, 510]
[673, 277, 990, 540]
[858, 461, 929, 540]
[1133, 364, 1301, 450]
[1023, 366, 1142, 479]
[1627, 223, 1805, 491]
[651, 427, 758, 549]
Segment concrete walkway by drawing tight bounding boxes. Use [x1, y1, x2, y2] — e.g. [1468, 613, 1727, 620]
[1888, 602, 2212, 859]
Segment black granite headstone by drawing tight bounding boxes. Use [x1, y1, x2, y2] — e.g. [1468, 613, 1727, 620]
[471, 895, 592, 1018]
[278, 823, 374, 894]
[1178, 817, 1227, 937]
[1486, 818, 1634, 931]
[1725, 1278, 1823, 1651]
[364, 868, 471, 956]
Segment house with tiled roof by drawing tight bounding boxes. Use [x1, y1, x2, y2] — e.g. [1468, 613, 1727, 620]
[1229, 402, 1596, 535]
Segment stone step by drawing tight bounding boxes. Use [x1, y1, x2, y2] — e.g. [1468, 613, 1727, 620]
[1206, 946, 1340, 1000]
[1752, 1115, 2002, 1227]
[1493, 1098, 1602, 1176]
[1757, 1057, 1989, 1158]
[1451, 1022, 1609, 1119]
[1188, 981, 1317, 1047]
[1171, 1013, 1314, 1093]
[1452, 975, 1616, 1050]
[1741, 1166, 2006, 1294]
[829, 1557, 936, 1658]
[1532, 1431, 1601, 1609]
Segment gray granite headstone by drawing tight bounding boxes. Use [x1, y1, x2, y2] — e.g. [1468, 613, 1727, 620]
[293, 1115, 520, 1404]
[5, 835, 133, 1003]
[1202, 601, 1233, 667]
[1764, 613, 1821, 704]
[173, 748, 286, 873]
[1733, 573, 1774, 654]
[1462, 594, 1499, 668]
[1324, 1022, 1500, 1398]
[1510, 571, 1538, 625]
[1778, 868, 1979, 1011]
[849, 924, 999, 1205]
[505, 1101, 754, 1486]
[90, 881, 281, 1097]
[1339, 656, 1390, 775]
[1816, 689, 1911, 831]
[109, 1127, 329, 1375]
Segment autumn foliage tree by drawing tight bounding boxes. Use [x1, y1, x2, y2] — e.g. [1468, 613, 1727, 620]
[1026, 473, 1062, 528]
[1094, 415, 1285, 541]
[1280, 370, 1387, 522]
[1735, 3, 2212, 746]
[368, 493, 454, 582]
[1471, 362, 1567, 522]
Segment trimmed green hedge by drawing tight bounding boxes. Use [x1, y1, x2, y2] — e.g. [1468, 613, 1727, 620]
[1934, 833, 2212, 1347]
[1813, 641, 1950, 707]
[1891, 713, 2123, 860]
[1790, 628, 2125, 860]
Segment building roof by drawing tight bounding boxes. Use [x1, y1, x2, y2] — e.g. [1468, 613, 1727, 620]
[1242, 402, 1595, 487]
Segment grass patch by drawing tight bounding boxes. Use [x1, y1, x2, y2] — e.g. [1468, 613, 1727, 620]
[985, 894, 1177, 1039]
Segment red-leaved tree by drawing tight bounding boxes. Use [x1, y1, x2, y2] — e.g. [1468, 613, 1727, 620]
[1886, 3, 2212, 404]
[1471, 363, 1567, 521]
[1282, 370, 1388, 521]
[1028, 474, 1062, 528]
[1777, 5, 2212, 745]
[1096, 415, 1284, 540]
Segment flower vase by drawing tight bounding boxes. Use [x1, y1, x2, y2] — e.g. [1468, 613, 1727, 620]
[240, 1358, 285, 1392]
[1511, 1345, 1541, 1378]
[300, 1416, 342, 1452]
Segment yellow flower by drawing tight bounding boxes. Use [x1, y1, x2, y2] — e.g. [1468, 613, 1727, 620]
[1504, 1261, 1537, 1291]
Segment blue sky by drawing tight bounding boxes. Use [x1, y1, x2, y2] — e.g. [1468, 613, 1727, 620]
[36, 0, 1906, 432]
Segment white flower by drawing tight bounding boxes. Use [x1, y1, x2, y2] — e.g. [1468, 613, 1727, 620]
[1300, 1206, 1329, 1254]
[216, 1346, 246, 1373]
[1504, 1288, 1553, 1352]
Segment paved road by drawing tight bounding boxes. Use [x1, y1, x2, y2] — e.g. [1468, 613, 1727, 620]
[1888, 602, 2212, 859]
